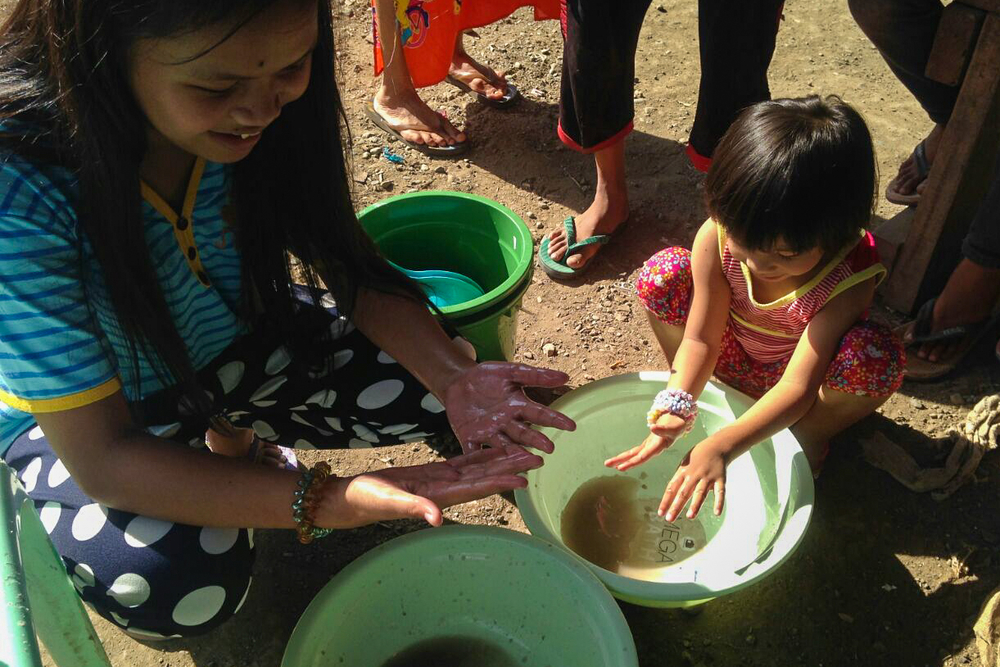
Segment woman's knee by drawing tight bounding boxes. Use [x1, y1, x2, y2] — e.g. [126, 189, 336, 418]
[825, 321, 905, 397]
[848, 0, 897, 38]
[849, 0, 941, 47]
[635, 246, 694, 326]
[62, 522, 255, 639]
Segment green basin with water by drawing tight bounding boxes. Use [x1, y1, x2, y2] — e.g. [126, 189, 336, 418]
[358, 191, 533, 361]
[514, 372, 815, 608]
[281, 526, 638, 667]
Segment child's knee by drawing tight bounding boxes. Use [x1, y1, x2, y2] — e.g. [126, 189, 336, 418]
[635, 247, 694, 326]
[825, 321, 905, 396]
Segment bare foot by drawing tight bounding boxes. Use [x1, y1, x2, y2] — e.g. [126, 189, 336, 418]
[206, 427, 287, 468]
[373, 87, 466, 148]
[893, 123, 945, 197]
[448, 48, 508, 101]
[908, 259, 1000, 362]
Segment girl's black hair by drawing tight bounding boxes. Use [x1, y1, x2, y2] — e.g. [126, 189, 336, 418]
[704, 95, 878, 256]
[0, 0, 427, 416]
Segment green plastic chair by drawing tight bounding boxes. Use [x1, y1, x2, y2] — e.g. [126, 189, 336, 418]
[1, 460, 110, 666]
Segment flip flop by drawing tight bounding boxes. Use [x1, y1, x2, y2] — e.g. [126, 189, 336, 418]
[445, 74, 520, 109]
[537, 216, 627, 281]
[363, 101, 468, 158]
[248, 437, 300, 472]
[896, 298, 998, 381]
[886, 140, 931, 206]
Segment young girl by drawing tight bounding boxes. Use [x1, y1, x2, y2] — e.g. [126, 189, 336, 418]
[0, 0, 573, 639]
[606, 96, 904, 524]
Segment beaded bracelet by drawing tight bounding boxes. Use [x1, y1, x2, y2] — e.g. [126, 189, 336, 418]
[646, 388, 698, 434]
[292, 461, 335, 544]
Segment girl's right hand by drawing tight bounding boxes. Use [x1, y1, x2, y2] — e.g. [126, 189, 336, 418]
[315, 445, 543, 529]
[603, 413, 689, 471]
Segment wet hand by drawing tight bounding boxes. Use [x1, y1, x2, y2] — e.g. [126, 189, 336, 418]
[603, 414, 688, 471]
[442, 362, 576, 454]
[658, 440, 727, 522]
[318, 446, 543, 529]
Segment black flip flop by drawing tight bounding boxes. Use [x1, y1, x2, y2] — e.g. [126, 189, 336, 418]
[886, 140, 931, 206]
[445, 74, 520, 109]
[897, 298, 998, 381]
[363, 101, 468, 158]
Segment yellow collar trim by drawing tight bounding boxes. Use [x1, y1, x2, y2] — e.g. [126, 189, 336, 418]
[717, 227, 867, 311]
[139, 157, 212, 288]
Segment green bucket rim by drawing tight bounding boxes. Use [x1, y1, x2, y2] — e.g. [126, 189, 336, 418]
[514, 372, 815, 607]
[357, 191, 534, 319]
[281, 525, 639, 666]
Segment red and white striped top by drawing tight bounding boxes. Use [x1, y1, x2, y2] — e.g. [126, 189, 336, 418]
[719, 227, 886, 364]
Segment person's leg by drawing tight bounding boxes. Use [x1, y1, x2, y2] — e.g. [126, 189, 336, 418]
[792, 320, 905, 470]
[5, 428, 254, 639]
[372, 0, 466, 147]
[545, 0, 652, 271]
[687, 0, 785, 167]
[635, 247, 696, 363]
[545, 141, 630, 269]
[902, 150, 1000, 365]
[848, 0, 957, 197]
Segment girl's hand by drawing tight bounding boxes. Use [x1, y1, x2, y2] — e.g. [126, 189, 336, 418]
[317, 446, 543, 529]
[442, 362, 576, 454]
[658, 439, 727, 522]
[603, 413, 689, 471]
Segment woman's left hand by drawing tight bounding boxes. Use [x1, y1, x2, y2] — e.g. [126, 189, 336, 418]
[658, 439, 728, 522]
[442, 362, 576, 454]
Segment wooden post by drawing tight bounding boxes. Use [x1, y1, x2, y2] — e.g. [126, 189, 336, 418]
[880, 12, 1000, 314]
[925, 3, 984, 85]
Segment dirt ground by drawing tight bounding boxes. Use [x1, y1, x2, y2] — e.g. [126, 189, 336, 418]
[18, 0, 1000, 665]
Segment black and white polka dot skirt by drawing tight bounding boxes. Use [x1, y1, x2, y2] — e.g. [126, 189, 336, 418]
[4, 290, 450, 638]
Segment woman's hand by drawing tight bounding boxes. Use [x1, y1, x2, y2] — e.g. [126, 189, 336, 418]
[442, 362, 576, 454]
[603, 413, 689, 471]
[316, 446, 543, 529]
[658, 439, 728, 522]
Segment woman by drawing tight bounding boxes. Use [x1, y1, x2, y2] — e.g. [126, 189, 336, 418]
[0, 0, 573, 639]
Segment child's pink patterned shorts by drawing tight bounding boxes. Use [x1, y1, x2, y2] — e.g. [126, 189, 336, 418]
[636, 247, 904, 399]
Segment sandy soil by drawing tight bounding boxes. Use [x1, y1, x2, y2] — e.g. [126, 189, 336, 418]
[12, 0, 999, 665]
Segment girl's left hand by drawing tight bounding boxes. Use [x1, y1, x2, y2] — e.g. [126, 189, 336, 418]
[443, 362, 576, 454]
[659, 440, 728, 522]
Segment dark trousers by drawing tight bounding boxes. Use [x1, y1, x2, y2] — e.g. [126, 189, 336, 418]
[558, 0, 783, 157]
[688, 0, 785, 158]
[848, 0, 958, 125]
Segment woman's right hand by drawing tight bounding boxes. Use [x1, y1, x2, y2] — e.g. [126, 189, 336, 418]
[315, 445, 543, 529]
[603, 413, 689, 471]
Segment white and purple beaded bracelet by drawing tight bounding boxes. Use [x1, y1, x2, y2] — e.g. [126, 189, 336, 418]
[646, 388, 698, 433]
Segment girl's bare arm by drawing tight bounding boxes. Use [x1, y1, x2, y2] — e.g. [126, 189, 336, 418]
[667, 219, 732, 397]
[702, 276, 877, 459]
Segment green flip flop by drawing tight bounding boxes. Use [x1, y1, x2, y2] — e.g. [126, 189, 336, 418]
[537, 216, 625, 280]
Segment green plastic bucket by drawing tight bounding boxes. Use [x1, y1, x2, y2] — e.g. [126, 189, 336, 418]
[358, 191, 534, 361]
[281, 526, 638, 667]
[515, 372, 815, 608]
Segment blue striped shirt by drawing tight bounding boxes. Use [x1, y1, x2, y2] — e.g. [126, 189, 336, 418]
[0, 150, 247, 455]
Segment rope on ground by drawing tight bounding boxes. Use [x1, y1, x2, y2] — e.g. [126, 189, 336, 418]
[976, 585, 1000, 667]
[861, 394, 999, 500]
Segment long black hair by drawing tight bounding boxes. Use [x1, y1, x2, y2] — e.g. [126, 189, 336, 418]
[0, 0, 425, 411]
[704, 95, 878, 256]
